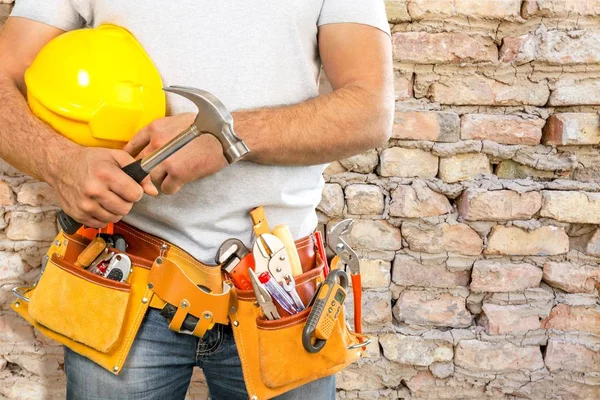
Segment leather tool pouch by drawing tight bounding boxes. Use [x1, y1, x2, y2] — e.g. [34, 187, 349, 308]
[146, 255, 235, 338]
[11, 231, 155, 374]
[230, 253, 365, 400]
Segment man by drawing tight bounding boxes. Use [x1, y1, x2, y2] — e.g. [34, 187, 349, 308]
[0, 1, 393, 398]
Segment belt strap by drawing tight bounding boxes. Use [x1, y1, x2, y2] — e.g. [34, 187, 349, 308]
[148, 256, 235, 336]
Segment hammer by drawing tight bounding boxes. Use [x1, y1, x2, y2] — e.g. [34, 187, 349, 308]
[58, 86, 250, 235]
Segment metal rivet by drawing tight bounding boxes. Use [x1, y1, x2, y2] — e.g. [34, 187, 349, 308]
[230, 306, 237, 313]
[14, 301, 20, 307]
[251, 396, 257, 400]
[233, 321, 239, 327]
[357, 352, 362, 357]
[54, 240, 60, 246]
[156, 258, 163, 265]
[204, 312, 212, 320]
[279, 254, 285, 261]
[141, 298, 148, 304]
[113, 366, 119, 372]
[161, 244, 168, 250]
[148, 283, 154, 289]
[181, 301, 188, 308]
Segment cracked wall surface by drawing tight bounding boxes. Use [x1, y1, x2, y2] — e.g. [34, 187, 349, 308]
[1, 0, 600, 399]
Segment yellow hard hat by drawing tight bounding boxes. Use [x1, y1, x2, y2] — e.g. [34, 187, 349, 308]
[25, 25, 165, 148]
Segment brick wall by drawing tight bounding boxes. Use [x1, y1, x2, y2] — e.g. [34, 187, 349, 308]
[1, 1, 600, 399]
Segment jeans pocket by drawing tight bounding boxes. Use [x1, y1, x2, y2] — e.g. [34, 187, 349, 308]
[196, 323, 225, 356]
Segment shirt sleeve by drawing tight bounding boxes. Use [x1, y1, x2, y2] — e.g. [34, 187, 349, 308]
[10, 0, 85, 31]
[317, 0, 390, 37]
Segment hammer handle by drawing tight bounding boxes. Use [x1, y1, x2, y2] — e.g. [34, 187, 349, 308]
[57, 160, 148, 234]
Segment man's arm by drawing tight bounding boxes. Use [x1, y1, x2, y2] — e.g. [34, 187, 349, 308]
[126, 23, 393, 194]
[0, 18, 154, 228]
[237, 23, 394, 165]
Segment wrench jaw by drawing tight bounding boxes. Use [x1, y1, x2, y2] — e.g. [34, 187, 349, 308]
[327, 220, 360, 275]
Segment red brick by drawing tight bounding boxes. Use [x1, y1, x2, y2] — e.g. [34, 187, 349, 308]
[394, 290, 472, 328]
[455, 340, 544, 372]
[461, 114, 544, 145]
[389, 184, 452, 218]
[480, 304, 541, 334]
[523, 0, 600, 18]
[457, 189, 542, 221]
[393, 111, 459, 142]
[543, 113, 600, 145]
[545, 339, 600, 373]
[542, 262, 600, 294]
[424, 74, 550, 106]
[471, 261, 542, 293]
[402, 222, 483, 256]
[542, 304, 600, 335]
[395, 71, 414, 101]
[392, 254, 470, 288]
[379, 148, 439, 178]
[393, 32, 497, 64]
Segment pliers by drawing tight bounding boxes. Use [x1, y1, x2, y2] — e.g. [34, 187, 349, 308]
[253, 234, 305, 310]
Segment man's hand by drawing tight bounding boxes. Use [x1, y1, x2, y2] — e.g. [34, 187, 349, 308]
[48, 147, 157, 229]
[123, 113, 228, 195]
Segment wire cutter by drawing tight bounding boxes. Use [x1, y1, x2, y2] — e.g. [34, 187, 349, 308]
[248, 268, 280, 320]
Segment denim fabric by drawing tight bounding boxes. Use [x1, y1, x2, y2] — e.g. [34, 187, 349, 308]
[64, 309, 335, 400]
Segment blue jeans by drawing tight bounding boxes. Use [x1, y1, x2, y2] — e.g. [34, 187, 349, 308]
[64, 309, 335, 400]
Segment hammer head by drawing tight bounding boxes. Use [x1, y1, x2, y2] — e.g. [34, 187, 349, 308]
[327, 219, 360, 275]
[163, 86, 250, 163]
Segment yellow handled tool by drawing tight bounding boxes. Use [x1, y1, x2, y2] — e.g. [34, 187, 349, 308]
[273, 224, 303, 277]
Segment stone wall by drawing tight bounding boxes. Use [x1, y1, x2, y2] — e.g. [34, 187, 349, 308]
[1, 1, 600, 399]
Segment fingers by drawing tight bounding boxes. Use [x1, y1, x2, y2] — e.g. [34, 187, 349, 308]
[140, 176, 158, 196]
[96, 191, 135, 216]
[123, 126, 151, 157]
[149, 166, 168, 192]
[160, 174, 184, 195]
[107, 151, 145, 202]
[67, 199, 124, 228]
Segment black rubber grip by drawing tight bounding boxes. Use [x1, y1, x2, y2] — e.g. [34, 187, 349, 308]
[121, 159, 148, 183]
[57, 210, 83, 235]
[57, 160, 148, 234]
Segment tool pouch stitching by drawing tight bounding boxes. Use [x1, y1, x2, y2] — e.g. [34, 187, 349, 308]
[11, 230, 154, 375]
[230, 253, 363, 399]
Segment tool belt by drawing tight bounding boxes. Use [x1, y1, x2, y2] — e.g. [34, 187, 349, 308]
[11, 219, 366, 400]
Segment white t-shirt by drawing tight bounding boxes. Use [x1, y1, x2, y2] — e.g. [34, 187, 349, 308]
[11, 0, 390, 262]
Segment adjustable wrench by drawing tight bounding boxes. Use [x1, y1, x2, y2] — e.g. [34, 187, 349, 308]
[327, 220, 362, 334]
[216, 238, 254, 290]
[58, 86, 250, 235]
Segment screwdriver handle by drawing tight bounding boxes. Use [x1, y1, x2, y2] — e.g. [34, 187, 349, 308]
[57, 160, 149, 234]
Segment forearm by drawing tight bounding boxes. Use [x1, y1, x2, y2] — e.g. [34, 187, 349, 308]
[235, 83, 393, 165]
[0, 73, 76, 183]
